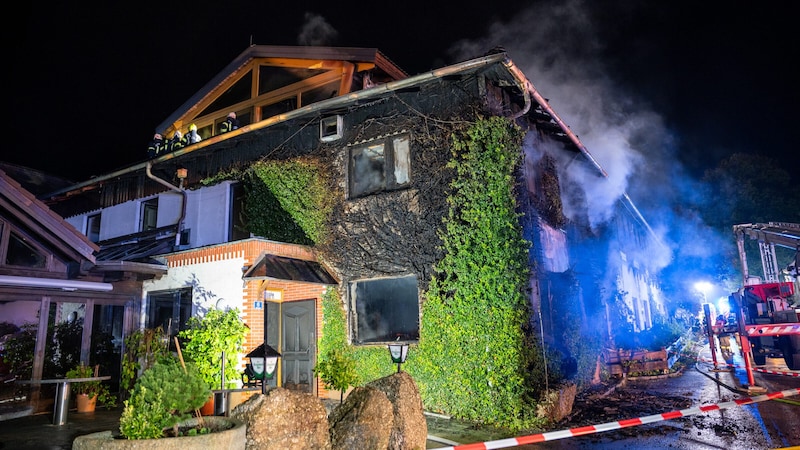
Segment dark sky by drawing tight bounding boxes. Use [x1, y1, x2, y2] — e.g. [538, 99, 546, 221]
[8, 0, 798, 185]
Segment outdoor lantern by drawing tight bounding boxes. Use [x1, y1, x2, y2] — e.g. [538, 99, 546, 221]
[388, 342, 409, 373]
[246, 343, 281, 390]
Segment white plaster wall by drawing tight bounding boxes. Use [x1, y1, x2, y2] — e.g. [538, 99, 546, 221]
[97, 200, 140, 240]
[65, 215, 84, 233]
[183, 182, 232, 247]
[143, 256, 246, 314]
[157, 192, 184, 228]
[64, 183, 233, 245]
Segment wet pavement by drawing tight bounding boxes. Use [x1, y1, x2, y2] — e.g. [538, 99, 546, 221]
[2, 339, 798, 449]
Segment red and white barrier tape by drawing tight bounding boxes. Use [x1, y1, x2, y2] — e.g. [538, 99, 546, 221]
[696, 356, 800, 377]
[436, 388, 800, 450]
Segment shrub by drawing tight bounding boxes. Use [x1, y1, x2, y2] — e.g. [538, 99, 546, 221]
[119, 357, 210, 439]
[314, 347, 357, 403]
[178, 308, 248, 390]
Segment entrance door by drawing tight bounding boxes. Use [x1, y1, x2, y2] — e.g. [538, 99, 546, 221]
[281, 300, 315, 393]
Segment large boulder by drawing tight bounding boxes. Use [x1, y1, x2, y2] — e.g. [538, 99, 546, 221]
[536, 383, 576, 423]
[328, 386, 393, 450]
[230, 388, 331, 450]
[366, 371, 427, 450]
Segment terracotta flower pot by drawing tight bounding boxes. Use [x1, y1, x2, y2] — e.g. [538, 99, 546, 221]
[199, 395, 214, 415]
[76, 393, 97, 413]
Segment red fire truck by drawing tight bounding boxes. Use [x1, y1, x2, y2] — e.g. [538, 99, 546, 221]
[731, 223, 800, 370]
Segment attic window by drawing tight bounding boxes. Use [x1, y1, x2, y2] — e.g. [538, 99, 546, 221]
[6, 231, 47, 269]
[348, 133, 411, 198]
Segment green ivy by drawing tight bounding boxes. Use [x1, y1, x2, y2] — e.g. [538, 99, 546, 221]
[415, 116, 544, 431]
[245, 159, 332, 245]
[316, 288, 395, 390]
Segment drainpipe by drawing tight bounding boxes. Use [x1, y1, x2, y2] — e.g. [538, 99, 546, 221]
[145, 162, 187, 247]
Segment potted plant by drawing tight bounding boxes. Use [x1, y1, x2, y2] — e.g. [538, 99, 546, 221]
[66, 364, 115, 413]
[178, 308, 249, 413]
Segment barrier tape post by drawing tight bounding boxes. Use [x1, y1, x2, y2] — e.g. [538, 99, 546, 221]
[436, 388, 800, 450]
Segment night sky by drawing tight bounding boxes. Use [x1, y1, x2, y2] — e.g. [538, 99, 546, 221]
[8, 0, 798, 186]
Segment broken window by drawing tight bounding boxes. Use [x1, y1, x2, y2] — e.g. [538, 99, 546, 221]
[348, 133, 411, 198]
[350, 274, 420, 344]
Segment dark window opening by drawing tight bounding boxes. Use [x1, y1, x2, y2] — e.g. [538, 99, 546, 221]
[6, 231, 47, 268]
[351, 275, 420, 344]
[147, 288, 193, 339]
[229, 182, 250, 241]
[258, 66, 326, 95]
[261, 97, 297, 120]
[200, 71, 253, 117]
[86, 213, 101, 243]
[348, 134, 411, 198]
[141, 198, 158, 231]
[301, 81, 340, 106]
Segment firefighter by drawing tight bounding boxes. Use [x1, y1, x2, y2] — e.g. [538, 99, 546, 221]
[169, 131, 185, 152]
[147, 133, 164, 158]
[186, 123, 202, 144]
[715, 314, 731, 353]
[219, 112, 239, 134]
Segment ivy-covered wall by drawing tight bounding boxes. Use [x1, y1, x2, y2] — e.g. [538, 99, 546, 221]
[413, 116, 547, 431]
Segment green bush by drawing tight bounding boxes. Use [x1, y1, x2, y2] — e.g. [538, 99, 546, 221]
[119, 357, 210, 439]
[121, 328, 170, 395]
[178, 308, 248, 390]
[314, 347, 357, 403]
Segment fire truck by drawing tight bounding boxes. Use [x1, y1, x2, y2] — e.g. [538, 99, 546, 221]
[730, 223, 800, 370]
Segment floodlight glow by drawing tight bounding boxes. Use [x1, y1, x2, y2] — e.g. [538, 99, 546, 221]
[694, 281, 712, 296]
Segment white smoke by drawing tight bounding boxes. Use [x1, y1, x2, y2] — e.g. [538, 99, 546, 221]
[450, 0, 653, 229]
[297, 12, 339, 46]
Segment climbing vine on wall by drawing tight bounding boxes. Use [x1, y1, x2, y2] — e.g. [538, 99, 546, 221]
[415, 116, 545, 431]
[244, 159, 333, 245]
[317, 287, 394, 388]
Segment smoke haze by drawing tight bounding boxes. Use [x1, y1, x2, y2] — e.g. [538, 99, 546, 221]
[448, 0, 729, 303]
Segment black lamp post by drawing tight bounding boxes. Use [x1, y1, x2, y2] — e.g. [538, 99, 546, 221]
[246, 343, 281, 394]
[387, 342, 409, 373]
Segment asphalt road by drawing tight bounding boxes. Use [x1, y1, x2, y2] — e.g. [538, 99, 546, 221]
[427, 339, 800, 449]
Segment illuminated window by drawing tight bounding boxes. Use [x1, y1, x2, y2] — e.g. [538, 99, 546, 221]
[350, 275, 420, 344]
[348, 134, 411, 198]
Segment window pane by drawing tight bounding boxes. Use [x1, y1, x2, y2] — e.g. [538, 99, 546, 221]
[393, 136, 410, 185]
[350, 144, 385, 197]
[141, 199, 158, 231]
[86, 214, 101, 243]
[6, 232, 46, 268]
[353, 275, 420, 344]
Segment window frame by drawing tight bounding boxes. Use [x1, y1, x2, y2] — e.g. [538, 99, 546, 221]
[140, 198, 158, 232]
[347, 133, 411, 199]
[85, 213, 101, 243]
[349, 274, 420, 345]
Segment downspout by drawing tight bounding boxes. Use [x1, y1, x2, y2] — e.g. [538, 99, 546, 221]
[145, 162, 187, 247]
